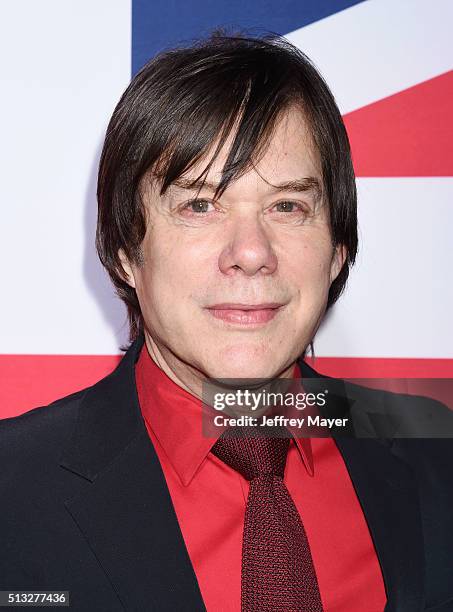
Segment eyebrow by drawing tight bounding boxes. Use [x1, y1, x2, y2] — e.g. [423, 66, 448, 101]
[171, 176, 323, 200]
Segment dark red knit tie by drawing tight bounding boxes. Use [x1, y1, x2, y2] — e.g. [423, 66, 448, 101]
[211, 425, 324, 612]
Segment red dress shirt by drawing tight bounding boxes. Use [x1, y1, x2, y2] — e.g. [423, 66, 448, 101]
[135, 342, 387, 611]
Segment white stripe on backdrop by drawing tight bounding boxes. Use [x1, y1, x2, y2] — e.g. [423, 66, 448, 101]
[0, 0, 132, 354]
[286, 0, 453, 114]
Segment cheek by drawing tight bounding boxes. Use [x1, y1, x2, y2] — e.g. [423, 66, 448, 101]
[286, 234, 334, 293]
[137, 233, 207, 319]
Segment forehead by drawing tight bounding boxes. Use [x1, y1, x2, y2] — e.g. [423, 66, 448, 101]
[179, 106, 321, 193]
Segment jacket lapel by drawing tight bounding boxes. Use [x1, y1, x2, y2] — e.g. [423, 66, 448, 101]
[60, 333, 206, 611]
[299, 360, 426, 612]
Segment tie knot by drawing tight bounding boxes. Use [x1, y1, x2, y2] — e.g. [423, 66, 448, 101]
[211, 425, 290, 481]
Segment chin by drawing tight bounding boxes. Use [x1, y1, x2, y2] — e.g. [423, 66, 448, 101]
[206, 356, 277, 381]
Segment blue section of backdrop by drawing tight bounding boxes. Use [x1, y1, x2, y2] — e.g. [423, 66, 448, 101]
[132, 0, 365, 75]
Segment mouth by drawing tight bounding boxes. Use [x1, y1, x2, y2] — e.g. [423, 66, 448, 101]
[204, 303, 285, 327]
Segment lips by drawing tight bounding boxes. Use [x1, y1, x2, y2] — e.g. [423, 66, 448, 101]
[205, 303, 284, 325]
[207, 303, 283, 310]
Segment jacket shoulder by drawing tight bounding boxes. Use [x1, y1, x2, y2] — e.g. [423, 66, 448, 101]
[0, 386, 89, 468]
[346, 380, 453, 434]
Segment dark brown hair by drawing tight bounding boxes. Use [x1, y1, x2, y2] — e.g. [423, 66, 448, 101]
[96, 31, 358, 349]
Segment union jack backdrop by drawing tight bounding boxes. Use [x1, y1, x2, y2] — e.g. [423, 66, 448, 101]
[1, 0, 452, 418]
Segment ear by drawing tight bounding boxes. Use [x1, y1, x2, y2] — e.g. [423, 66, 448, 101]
[329, 243, 347, 284]
[117, 248, 136, 289]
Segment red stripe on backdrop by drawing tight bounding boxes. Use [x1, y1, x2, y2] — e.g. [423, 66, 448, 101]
[305, 357, 453, 412]
[305, 357, 453, 379]
[1, 354, 453, 419]
[344, 70, 453, 176]
[0, 354, 122, 419]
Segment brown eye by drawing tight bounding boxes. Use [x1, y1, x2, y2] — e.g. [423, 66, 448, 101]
[183, 199, 213, 213]
[274, 201, 303, 213]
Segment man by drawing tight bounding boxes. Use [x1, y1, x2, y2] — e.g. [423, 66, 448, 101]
[1, 32, 453, 612]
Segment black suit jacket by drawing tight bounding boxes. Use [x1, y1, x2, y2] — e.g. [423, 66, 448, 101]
[1, 332, 453, 611]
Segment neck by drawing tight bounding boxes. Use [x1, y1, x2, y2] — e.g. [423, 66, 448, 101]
[143, 328, 299, 402]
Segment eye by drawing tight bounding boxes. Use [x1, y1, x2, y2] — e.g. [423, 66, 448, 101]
[181, 199, 215, 214]
[272, 201, 306, 214]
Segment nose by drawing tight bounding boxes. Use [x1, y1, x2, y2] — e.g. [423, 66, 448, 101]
[218, 212, 278, 277]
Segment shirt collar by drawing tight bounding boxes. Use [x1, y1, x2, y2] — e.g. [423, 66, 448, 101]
[135, 342, 314, 486]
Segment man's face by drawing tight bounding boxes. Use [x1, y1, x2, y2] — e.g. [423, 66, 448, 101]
[120, 107, 346, 384]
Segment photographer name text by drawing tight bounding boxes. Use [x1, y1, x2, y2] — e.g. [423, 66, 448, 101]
[213, 414, 349, 429]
